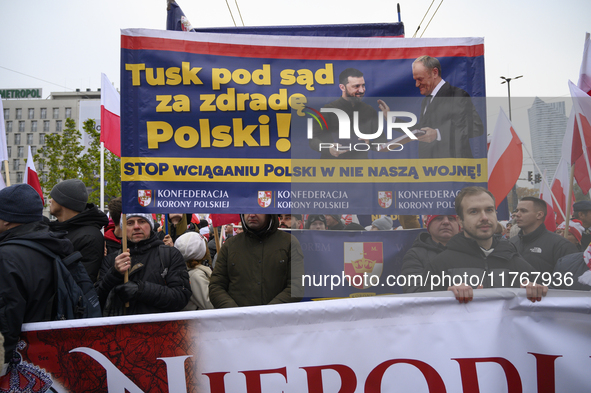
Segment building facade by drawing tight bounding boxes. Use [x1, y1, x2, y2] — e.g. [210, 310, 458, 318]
[527, 97, 568, 183]
[2, 89, 100, 187]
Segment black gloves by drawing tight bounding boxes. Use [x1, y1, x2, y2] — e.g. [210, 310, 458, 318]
[114, 281, 142, 303]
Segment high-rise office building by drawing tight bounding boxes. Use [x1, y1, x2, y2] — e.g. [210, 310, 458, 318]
[528, 97, 568, 183]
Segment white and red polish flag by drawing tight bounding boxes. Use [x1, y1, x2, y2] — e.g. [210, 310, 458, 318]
[487, 108, 523, 208]
[100, 73, 121, 157]
[538, 170, 557, 231]
[569, 81, 591, 194]
[578, 32, 591, 95]
[23, 146, 44, 204]
[549, 158, 573, 225]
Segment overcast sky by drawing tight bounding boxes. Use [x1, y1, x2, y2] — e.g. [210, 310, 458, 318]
[1, 0, 589, 183]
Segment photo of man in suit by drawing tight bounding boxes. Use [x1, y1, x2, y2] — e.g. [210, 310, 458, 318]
[412, 55, 484, 159]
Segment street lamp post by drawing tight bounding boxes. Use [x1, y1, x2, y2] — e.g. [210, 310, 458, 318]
[500, 75, 523, 121]
[500, 75, 523, 212]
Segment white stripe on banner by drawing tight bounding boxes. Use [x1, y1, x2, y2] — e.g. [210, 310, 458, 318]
[18, 289, 591, 392]
[122, 28, 484, 50]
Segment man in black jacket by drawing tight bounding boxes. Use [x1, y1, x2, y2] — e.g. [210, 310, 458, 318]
[401, 214, 459, 293]
[422, 187, 547, 303]
[0, 184, 74, 363]
[96, 213, 191, 316]
[49, 179, 109, 282]
[511, 196, 578, 273]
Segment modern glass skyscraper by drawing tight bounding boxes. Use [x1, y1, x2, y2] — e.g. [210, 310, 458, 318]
[528, 97, 568, 183]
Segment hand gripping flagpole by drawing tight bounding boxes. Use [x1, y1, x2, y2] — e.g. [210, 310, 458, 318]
[121, 214, 129, 310]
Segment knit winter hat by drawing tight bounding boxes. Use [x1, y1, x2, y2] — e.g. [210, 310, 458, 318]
[121, 213, 155, 231]
[557, 220, 584, 243]
[0, 184, 43, 223]
[305, 214, 327, 229]
[174, 232, 208, 262]
[50, 179, 88, 212]
[423, 215, 458, 230]
[372, 216, 393, 230]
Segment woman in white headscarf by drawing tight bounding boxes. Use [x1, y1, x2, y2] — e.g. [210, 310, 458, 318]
[174, 232, 214, 310]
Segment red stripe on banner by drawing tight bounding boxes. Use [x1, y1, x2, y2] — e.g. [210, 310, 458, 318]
[100, 106, 121, 157]
[121, 36, 484, 60]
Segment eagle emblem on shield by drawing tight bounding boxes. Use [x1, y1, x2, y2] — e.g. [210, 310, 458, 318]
[138, 190, 152, 207]
[258, 191, 272, 208]
[378, 191, 392, 208]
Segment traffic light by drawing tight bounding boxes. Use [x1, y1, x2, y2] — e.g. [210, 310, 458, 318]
[528, 171, 533, 182]
[535, 174, 542, 184]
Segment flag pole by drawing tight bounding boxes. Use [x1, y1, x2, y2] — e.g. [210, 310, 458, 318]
[521, 141, 567, 222]
[3, 160, 10, 186]
[100, 142, 105, 212]
[564, 165, 575, 239]
[121, 213, 129, 310]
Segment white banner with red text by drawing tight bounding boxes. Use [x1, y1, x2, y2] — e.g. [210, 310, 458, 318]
[3, 289, 590, 392]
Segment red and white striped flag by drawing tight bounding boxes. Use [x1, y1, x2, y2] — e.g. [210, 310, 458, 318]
[538, 170, 557, 231]
[210, 214, 241, 227]
[569, 81, 591, 194]
[100, 73, 121, 157]
[578, 32, 591, 95]
[549, 158, 573, 225]
[23, 146, 44, 204]
[488, 108, 523, 208]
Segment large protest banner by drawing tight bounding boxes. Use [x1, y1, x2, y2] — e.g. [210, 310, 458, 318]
[120, 29, 486, 214]
[4, 290, 590, 392]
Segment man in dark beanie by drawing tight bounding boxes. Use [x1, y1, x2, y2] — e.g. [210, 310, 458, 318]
[0, 184, 74, 363]
[49, 179, 109, 282]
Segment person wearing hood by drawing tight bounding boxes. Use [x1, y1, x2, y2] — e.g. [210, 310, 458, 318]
[0, 184, 75, 363]
[158, 213, 189, 246]
[209, 214, 304, 308]
[401, 214, 460, 293]
[49, 179, 109, 282]
[326, 215, 346, 230]
[174, 232, 214, 310]
[96, 213, 191, 316]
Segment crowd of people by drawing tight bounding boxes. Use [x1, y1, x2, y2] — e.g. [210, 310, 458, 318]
[1, 53, 590, 364]
[2, 180, 591, 363]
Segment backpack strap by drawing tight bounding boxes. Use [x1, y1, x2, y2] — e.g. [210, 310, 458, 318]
[158, 245, 173, 282]
[1, 239, 82, 266]
[1, 239, 57, 259]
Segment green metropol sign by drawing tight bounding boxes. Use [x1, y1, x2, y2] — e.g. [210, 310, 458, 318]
[0, 88, 42, 99]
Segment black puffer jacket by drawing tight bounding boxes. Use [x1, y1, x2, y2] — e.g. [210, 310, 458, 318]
[423, 234, 534, 292]
[400, 231, 444, 293]
[50, 203, 109, 282]
[510, 224, 579, 273]
[0, 221, 73, 362]
[96, 232, 191, 315]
